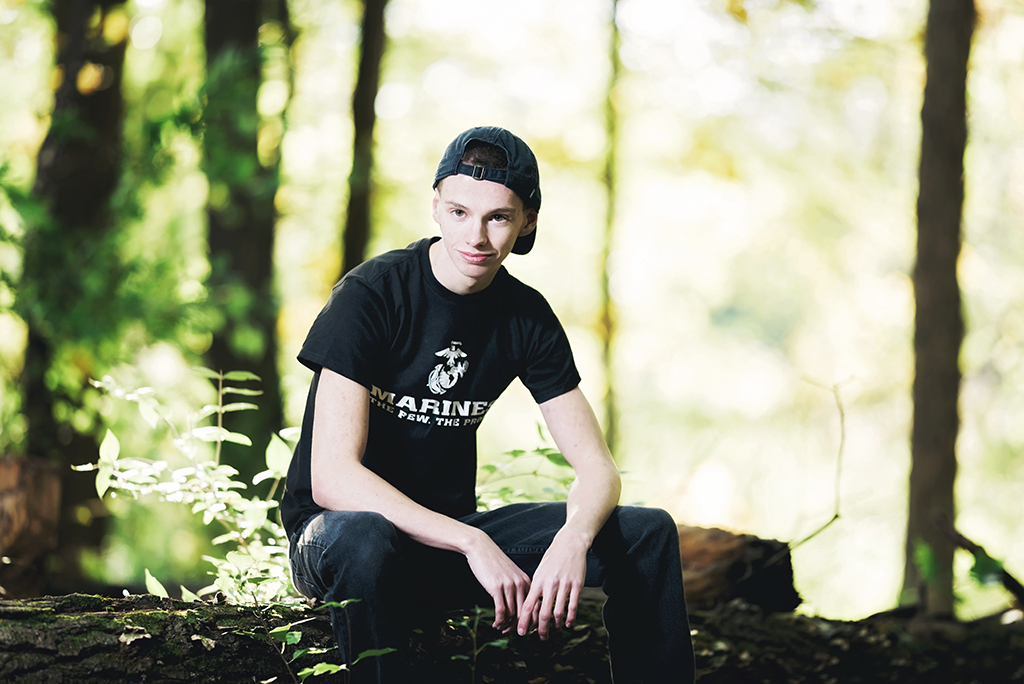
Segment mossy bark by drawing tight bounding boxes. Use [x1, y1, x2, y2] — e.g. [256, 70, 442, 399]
[0, 594, 336, 683]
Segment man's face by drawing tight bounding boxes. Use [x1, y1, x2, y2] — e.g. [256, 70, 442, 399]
[431, 173, 538, 294]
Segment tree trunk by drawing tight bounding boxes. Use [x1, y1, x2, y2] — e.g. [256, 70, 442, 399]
[339, 0, 390, 278]
[203, 0, 285, 485]
[905, 0, 975, 617]
[18, 0, 128, 589]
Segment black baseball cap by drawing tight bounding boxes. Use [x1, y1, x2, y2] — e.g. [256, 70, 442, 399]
[433, 126, 541, 255]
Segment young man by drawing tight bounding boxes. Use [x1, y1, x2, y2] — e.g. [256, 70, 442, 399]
[281, 126, 695, 683]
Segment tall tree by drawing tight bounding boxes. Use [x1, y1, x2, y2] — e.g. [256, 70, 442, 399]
[905, 0, 975, 617]
[339, 0, 389, 278]
[202, 0, 287, 482]
[17, 0, 128, 587]
[598, 0, 622, 452]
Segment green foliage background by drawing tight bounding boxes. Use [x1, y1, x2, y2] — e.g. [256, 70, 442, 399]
[1, 0, 1023, 621]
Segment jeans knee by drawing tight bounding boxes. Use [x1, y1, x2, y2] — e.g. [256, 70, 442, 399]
[612, 506, 680, 560]
[323, 511, 397, 562]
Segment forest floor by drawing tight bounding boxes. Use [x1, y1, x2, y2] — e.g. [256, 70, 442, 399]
[1, 591, 1021, 683]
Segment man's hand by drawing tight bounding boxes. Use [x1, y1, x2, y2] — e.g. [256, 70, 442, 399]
[464, 530, 533, 633]
[517, 531, 589, 640]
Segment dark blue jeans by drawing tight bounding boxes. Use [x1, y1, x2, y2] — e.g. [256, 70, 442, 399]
[289, 503, 695, 683]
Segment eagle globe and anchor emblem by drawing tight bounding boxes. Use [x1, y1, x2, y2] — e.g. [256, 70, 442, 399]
[427, 341, 468, 395]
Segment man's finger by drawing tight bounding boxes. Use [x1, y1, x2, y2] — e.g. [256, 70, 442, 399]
[553, 582, 570, 629]
[515, 576, 529, 618]
[518, 586, 539, 635]
[565, 583, 580, 628]
[492, 595, 507, 630]
[537, 588, 556, 640]
[501, 583, 518, 627]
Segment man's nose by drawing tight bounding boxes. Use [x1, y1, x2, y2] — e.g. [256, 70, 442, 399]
[469, 219, 488, 245]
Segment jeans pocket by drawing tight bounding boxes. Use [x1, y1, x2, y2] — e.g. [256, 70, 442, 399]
[289, 545, 321, 599]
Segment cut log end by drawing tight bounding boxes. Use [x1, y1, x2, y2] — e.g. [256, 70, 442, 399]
[678, 524, 802, 613]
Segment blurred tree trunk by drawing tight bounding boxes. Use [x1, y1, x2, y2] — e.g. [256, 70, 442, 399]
[905, 0, 975, 617]
[339, 0, 389, 278]
[597, 0, 621, 452]
[17, 0, 127, 590]
[202, 0, 288, 484]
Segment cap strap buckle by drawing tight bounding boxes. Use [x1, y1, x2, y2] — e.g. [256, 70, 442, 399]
[471, 165, 485, 180]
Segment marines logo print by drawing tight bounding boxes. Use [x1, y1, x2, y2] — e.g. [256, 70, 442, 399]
[427, 341, 468, 395]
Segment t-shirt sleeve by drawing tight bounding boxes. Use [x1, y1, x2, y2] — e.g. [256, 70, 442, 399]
[298, 276, 388, 388]
[519, 296, 581, 405]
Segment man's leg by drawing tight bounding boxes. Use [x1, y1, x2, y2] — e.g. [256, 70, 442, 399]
[461, 502, 695, 684]
[592, 506, 695, 684]
[289, 510, 416, 683]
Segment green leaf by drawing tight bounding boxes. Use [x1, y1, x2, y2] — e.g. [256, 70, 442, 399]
[298, 663, 344, 681]
[450, 654, 470, 661]
[212, 531, 241, 545]
[252, 469, 276, 486]
[265, 433, 292, 476]
[268, 625, 302, 645]
[138, 400, 161, 429]
[319, 599, 361, 610]
[225, 550, 256, 570]
[190, 367, 223, 379]
[543, 450, 570, 468]
[279, 427, 301, 442]
[222, 387, 264, 397]
[970, 551, 1004, 586]
[95, 465, 114, 499]
[99, 430, 120, 464]
[191, 426, 253, 446]
[222, 430, 252, 445]
[483, 639, 508, 650]
[223, 370, 261, 382]
[222, 402, 260, 413]
[352, 647, 397, 665]
[144, 569, 169, 598]
[180, 585, 200, 602]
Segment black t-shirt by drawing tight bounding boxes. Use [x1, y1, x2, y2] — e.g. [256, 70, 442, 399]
[280, 238, 581, 538]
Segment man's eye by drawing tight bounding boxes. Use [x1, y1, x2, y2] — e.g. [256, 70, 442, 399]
[492, 214, 508, 222]
[452, 209, 465, 217]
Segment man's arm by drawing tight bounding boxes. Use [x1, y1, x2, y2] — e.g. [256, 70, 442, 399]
[517, 386, 622, 639]
[310, 368, 532, 632]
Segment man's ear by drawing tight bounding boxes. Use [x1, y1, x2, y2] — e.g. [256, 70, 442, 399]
[520, 208, 539, 237]
[431, 190, 441, 224]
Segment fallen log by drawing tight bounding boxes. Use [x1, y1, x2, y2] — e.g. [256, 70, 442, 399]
[0, 592, 614, 683]
[3, 592, 1022, 683]
[678, 525, 802, 613]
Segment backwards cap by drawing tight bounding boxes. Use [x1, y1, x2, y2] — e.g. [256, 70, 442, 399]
[432, 126, 541, 255]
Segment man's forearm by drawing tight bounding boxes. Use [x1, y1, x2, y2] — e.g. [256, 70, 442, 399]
[557, 459, 621, 549]
[313, 459, 484, 555]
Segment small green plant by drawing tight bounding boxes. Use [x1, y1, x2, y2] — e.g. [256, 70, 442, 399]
[80, 368, 397, 682]
[476, 426, 575, 511]
[447, 605, 508, 684]
[81, 368, 295, 604]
